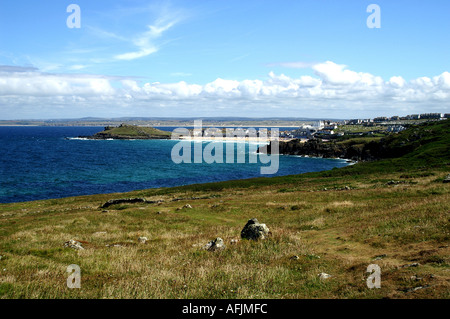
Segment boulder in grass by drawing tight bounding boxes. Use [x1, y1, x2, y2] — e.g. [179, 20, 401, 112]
[443, 174, 450, 183]
[240, 218, 270, 240]
[64, 240, 84, 250]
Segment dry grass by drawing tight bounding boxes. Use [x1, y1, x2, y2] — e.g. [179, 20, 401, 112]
[0, 169, 449, 299]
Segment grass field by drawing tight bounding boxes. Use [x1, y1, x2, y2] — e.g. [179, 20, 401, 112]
[0, 121, 449, 299]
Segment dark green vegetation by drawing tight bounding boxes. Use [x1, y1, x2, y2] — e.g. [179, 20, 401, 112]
[86, 125, 172, 140]
[262, 120, 450, 163]
[0, 121, 448, 298]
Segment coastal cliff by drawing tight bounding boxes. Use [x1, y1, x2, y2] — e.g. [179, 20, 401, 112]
[258, 120, 450, 162]
[258, 138, 380, 161]
[82, 124, 172, 140]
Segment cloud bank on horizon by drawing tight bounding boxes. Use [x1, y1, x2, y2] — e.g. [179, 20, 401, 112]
[1, 61, 449, 119]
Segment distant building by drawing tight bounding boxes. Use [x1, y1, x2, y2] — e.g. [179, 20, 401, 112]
[420, 113, 442, 119]
[324, 124, 338, 130]
[374, 117, 389, 123]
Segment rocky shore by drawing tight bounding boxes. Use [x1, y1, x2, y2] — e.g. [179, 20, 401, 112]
[258, 137, 384, 162]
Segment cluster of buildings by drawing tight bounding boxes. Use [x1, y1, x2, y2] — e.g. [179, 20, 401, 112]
[187, 113, 448, 141]
[279, 112, 449, 141]
[347, 113, 449, 125]
[279, 120, 342, 139]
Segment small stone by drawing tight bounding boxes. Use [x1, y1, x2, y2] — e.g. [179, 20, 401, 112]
[184, 204, 193, 209]
[400, 262, 420, 268]
[63, 240, 84, 250]
[156, 211, 162, 214]
[290, 255, 299, 260]
[204, 237, 226, 252]
[138, 237, 148, 244]
[443, 174, 450, 183]
[410, 275, 423, 281]
[318, 272, 331, 280]
[373, 254, 387, 260]
[230, 239, 240, 244]
[405, 285, 430, 293]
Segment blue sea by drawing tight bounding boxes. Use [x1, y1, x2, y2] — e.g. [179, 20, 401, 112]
[0, 126, 349, 203]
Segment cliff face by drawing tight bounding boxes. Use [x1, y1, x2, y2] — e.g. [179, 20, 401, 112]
[258, 139, 380, 161]
[258, 120, 450, 162]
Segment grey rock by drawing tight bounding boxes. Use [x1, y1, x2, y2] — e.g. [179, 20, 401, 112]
[373, 254, 387, 260]
[204, 237, 226, 252]
[240, 218, 270, 240]
[404, 285, 430, 293]
[63, 240, 84, 250]
[318, 272, 331, 279]
[400, 262, 420, 268]
[443, 174, 450, 183]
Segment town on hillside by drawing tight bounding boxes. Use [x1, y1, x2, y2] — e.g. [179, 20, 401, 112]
[277, 112, 449, 141]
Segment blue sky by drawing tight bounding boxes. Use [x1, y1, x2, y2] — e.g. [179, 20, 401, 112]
[1, 0, 449, 119]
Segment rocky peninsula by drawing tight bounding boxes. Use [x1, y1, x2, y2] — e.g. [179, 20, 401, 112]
[80, 124, 172, 140]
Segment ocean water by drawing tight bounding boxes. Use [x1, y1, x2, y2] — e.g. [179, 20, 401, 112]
[0, 126, 349, 203]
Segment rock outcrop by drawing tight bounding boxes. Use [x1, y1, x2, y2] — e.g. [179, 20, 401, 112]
[80, 125, 172, 140]
[240, 218, 270, 240]
[258, 138, 380, 161]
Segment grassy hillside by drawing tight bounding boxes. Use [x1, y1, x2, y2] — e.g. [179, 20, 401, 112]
[0, 121, 448, 299]
[92, 125, 171, 139]
[269, 120, 449, 164]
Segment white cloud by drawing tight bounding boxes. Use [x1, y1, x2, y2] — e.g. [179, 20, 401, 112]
[0, 61, 449, 119]
[114, 15, 179, 61]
